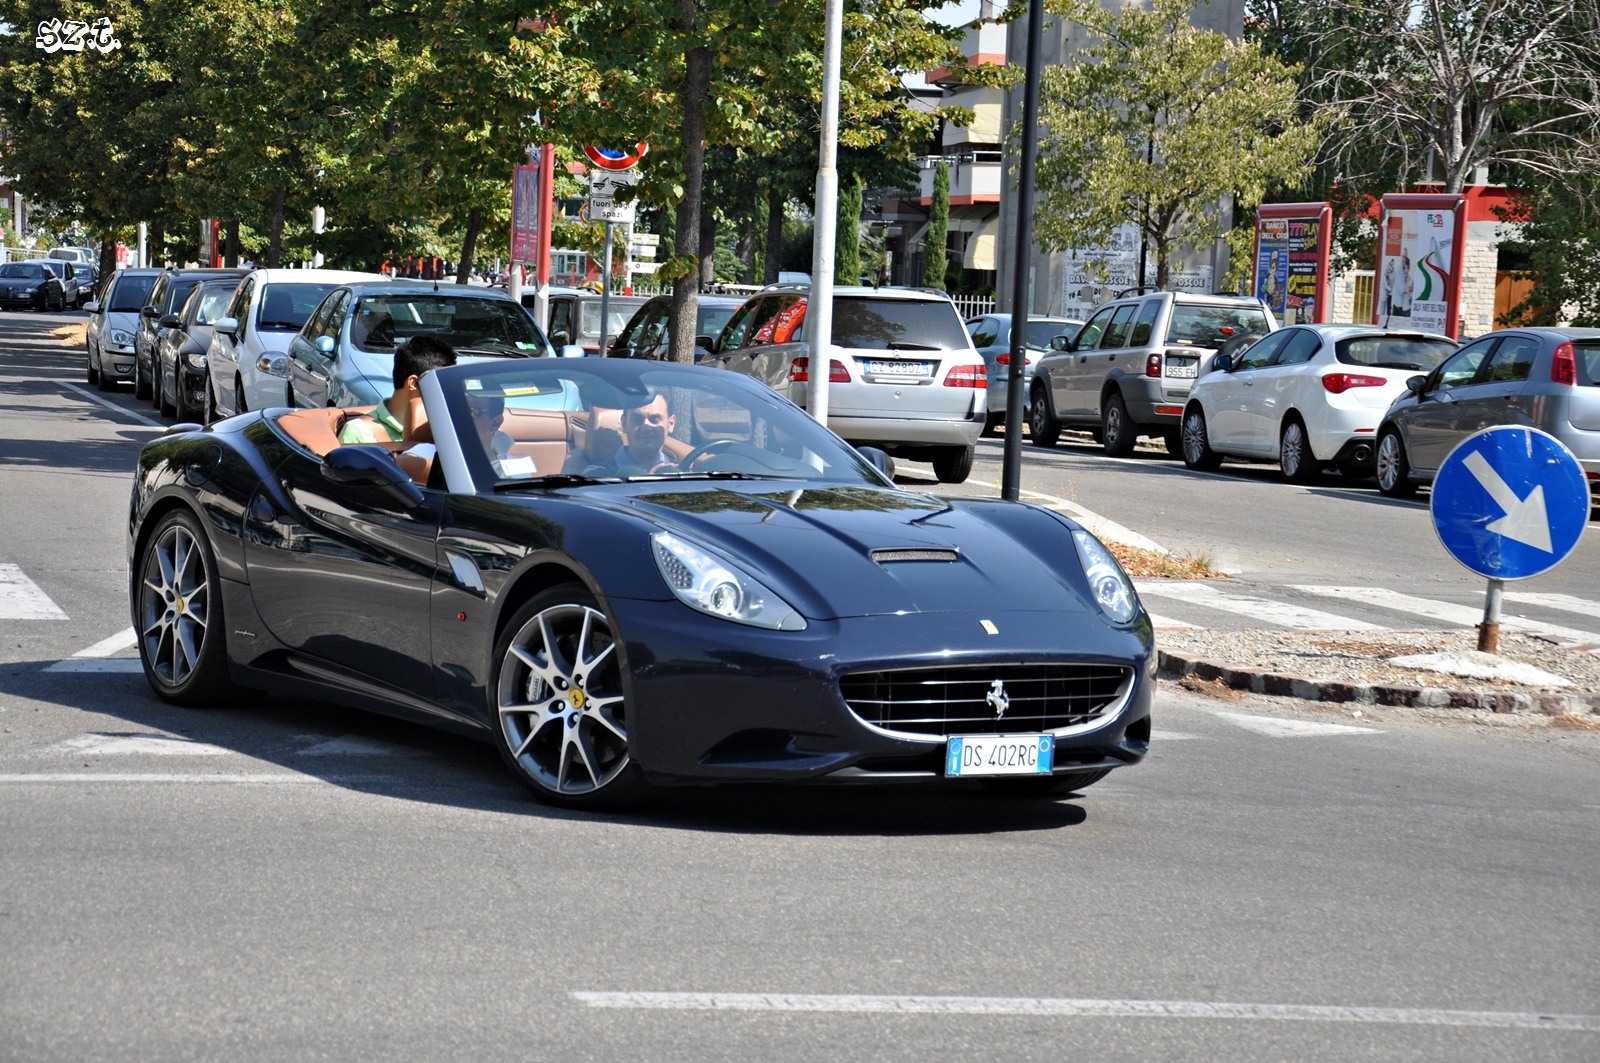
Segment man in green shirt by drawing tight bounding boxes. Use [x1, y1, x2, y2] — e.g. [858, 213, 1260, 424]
[338, 335, 457, 444]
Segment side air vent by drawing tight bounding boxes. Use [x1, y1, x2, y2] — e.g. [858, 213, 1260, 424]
[871, 548, 959, 563]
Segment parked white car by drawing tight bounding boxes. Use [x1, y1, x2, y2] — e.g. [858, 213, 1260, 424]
[206, 267, 385, 417]
[1179, 324, 1458, 482]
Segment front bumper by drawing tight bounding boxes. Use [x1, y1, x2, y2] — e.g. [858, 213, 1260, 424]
[0, 293, 46, 310]
[104, 344, 137, 379]
[609, 598, 1154, 783]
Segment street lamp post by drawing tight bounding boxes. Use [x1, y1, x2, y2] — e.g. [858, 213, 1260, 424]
[1001, 0, 1044, 502]
[804, 0, 845, 427]
[311, 206, 326, 269]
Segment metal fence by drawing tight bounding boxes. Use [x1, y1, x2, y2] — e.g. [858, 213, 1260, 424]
[1350, 271, 1374, 325]
[948, 294, 996, 318]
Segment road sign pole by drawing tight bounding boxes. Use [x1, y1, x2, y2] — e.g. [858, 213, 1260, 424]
[1478, 578, 1504, 653]
[598, 222, 614, 356]
[1001, 0, 1044, 501]
[804, 0, 844, 427]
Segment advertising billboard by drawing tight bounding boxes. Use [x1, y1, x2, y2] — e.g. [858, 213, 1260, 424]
[1253, 202, 1331, 325]
[1375, 193, 1466, 337]
[1059, 224, 1212, 320]
[511, 156, 541, 264]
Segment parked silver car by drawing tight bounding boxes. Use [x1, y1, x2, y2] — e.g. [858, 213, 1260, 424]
[965, 313, 1082, 434]
[84, 268, 162, 390]
[1376, 328, 1600, 497]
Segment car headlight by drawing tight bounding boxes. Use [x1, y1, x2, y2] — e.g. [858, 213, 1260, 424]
[19, 286, 37, 295]
[651, 531, 806, 631]
[185, 351, 207, 370]
[1072, 529, 1139, 624]
[111, 330, 132, 345]
[257, 354, 289, 378]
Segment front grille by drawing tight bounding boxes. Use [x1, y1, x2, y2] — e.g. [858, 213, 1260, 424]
[840, 663, 1132, 738]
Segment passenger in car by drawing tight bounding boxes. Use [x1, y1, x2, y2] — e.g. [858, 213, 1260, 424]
[467, 389, 535, 478]
[339, 336, 457, 445]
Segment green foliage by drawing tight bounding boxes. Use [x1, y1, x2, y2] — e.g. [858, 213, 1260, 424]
[924, 161, 949, 290]
[1035, 0, 1327, 287]
[1495, 178, 1600, 327]
[835, 174, 863, 284]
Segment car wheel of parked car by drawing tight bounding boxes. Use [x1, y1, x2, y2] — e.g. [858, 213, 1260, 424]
[982, 412, 1000, 438]
[491, 586, 648, 809]
[1279, 416, 1322, 484]
[86, 350, 99, 386]
[983, 769, 1110, 796]
[1181, 406, 1224, 471]
[96, 346, 117, 392]
[1375, 430, 1418, 498]
[235, 376, 248, 414]
[1101, 392, 1135, 456]
[135, 508, 258, 708]
[1029, 385, 1060, 448]
[203, 374, 218, 424]
[174, 369, 199, 423]
[133, 354, 152, 400]
[932, 445, 975, 484]
[160, 364, 178, 418]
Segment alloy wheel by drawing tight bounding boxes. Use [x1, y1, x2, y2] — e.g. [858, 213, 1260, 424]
[1182, 411, 1207, 464]
[1376, 434, 1400, 489]
[1281, 422, 1307, 477]
[138, 523, 210, 687]
[497, 602, 629, 795]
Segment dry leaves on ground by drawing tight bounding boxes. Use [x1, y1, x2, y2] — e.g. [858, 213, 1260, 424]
[1110, 541, 1216, 579]
[50, 324, 86, 347]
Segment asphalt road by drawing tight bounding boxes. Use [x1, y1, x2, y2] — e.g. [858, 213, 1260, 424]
[3, 311, 1599, 1062]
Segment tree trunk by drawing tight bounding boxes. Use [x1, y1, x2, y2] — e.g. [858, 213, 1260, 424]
[98, 232, 116, 286]
[763, 186, 784, 284]
[151, 223, 164, 268]
[738, 200, 756, 285]
[699, 205, 717, 287]
[458, 208, 482, 284]
[224, 219, 239, 267]
[267, 186, 285, 268]
[669, 19, 713, 364]
[1154, 235, 1171, 290]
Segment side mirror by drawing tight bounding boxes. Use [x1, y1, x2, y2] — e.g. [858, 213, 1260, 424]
[1050, 335, 1071, 352]
[695, 333, 715, 351]
[321, 445, 425, 508]
[315, 335, 336, 355]
[141, 305, 160, 319]
[550, 330, 570, 347]
[857, 446, 896, 480]
[82, 300, 100, 313]
[1406, 374, 1428, 394]
[214, 316, 239, 336]
[159, 313, 182, 329]
[1212, 353, 1233, 373]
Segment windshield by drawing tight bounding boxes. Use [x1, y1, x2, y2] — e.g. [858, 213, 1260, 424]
[190, 286, 235, 326]
[1026, 320, 1079, 351]
[0, 264, 46, 279]
[352, 294, 548, 354]
[1167, 305, 1271, 348]
[39, 261, 66, 277]
[164, 280, 202, 314]
[435, 359, 884, 489]
[698, 303, 737, 337]
[107, 274, 158, 311]
[257, 283, 338, 331]
[580, 300, 647, 338]
[831, 297, 970, 351]
[1335, 335, 1457, 371]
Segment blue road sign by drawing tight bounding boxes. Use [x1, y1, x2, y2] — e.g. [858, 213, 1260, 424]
[1430, 426, 1589, 580]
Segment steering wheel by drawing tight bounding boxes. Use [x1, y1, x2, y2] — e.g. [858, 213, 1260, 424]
[675, 437, 739, 469]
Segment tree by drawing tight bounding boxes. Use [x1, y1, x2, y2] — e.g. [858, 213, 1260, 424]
[835, 174, 863, 284]
[1494, 173, 1600, 325]
[1034, 0, 1326, 287]
[924, 161, 949, 290]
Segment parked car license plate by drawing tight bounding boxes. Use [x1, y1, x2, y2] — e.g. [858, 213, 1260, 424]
[866, 360, 933, 377]
[945, 734, 1054, 777]
[1165, 362, 1199, 378]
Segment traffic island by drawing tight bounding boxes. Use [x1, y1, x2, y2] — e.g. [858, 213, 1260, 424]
[1155, 628, 1600, 716]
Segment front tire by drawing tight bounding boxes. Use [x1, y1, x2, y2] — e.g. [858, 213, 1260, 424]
[133, 351, 152, 400]
[135, 509, 254, 707]
[86, 348, 99, 385]
[932, 444, 974, 484]
[1029, 384, 1061, 448]
[983, 769, 1111, 796]
[1279, 416, 1322, 484]
[159, 362, 178, 417]
[491, 586, 647, 809]
[96, 345, 116, 392]
[1375, 429, 1417, 497]
[1181, 406, 1223, 470]
[1101, 391, 1135, 456]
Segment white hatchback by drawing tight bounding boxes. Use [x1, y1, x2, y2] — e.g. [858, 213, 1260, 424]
[1180, 325, 1458, 482]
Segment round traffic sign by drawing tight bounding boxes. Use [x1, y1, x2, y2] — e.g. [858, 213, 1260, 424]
[1430, 425, 1589, 580]
[584, 144, 649, 171]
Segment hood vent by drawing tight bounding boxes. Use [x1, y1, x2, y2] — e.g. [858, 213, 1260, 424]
[871, 548, 959, 564]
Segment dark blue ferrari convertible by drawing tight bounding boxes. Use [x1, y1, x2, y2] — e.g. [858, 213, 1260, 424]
[128, 358, 1152, 807]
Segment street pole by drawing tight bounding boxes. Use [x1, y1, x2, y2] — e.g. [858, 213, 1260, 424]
[137, 222, 147, 268]
[1001, 0, 1044, 502]
[1478, 578, 1504, 654]
[597, 222, 614, 356]
[311, 206, 325, 269]
[805, 0, 845, 427]
[509, 262, 523, 305]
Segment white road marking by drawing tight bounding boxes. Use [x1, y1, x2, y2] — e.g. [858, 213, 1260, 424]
[55, 732, 231, 756]
[1504, 591, 1600, 622]
[1135, 580, 1382, 630]
[0, 564, 67, 619]
[569, 992, 1599, 1031]
[1151, 730, 1204, 740]
[1213, 712, 1382, 738]
[59, 381, 165, 428]
[0, 773, 327, 784]
[73, 627, 137, 657]
[297, 735, 396, 756]
[45, 658, 143, 673]
[1148, 613, 1198, 628]
[1293, 586, 1600, 644]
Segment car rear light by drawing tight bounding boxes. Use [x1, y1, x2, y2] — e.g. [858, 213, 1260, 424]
[788, 358, 850, 383]
[1146, 352, 1161, 377]
[1552, 341, 1577, 385]
[1322, 373, 1388, 393]
[995, 352, 1032, 366]
[944, 364, 986, 388]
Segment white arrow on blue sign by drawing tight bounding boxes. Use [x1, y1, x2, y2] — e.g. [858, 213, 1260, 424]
[1430, 425, 1589, 580]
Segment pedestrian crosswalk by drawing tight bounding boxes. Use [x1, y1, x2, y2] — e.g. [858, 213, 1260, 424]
[1137, 578, 1600, 646]
[0, 563, 66, 619]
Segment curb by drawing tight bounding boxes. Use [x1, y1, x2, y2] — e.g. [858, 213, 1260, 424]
[1157, 650, 1600, 716]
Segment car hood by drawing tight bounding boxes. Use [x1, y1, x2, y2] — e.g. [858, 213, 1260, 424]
[603, 483, 1102, 622]
[105, 311, 140, 332]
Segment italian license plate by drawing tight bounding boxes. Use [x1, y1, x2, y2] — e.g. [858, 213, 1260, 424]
[945, 734, 1054, 777]
[867, 360, 932, 378]
[1166, 362, 1199, 378]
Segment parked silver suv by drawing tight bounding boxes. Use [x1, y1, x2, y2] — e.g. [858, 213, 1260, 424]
[1029, 290, 1275, 455]
[705, 285, 988, 482]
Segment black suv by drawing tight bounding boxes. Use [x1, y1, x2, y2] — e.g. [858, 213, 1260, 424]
[134, 268, 246, 402]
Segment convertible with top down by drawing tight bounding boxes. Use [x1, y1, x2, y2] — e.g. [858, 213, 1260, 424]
[128, 358, 1152, 807]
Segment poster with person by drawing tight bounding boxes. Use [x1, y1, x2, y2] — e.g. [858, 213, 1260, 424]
[1375, 194, 1463, 337]
[1253, 204, 1331, 325]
